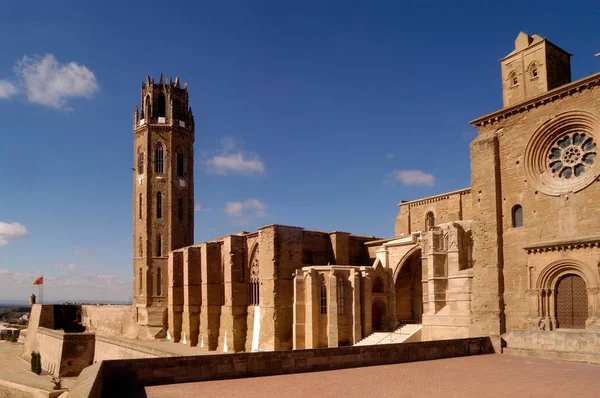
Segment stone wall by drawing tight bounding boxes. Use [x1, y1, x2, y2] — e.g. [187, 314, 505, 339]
[35, 328, 95, 377]
[70, 337, 494, 398]
[394, 189, 471, 237]
[93, 335, 171, 362]
[81, 305, 138, 339]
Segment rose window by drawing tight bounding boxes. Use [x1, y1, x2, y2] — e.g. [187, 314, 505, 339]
[548, 133, 596, 179]
[524, 111, 600, 196]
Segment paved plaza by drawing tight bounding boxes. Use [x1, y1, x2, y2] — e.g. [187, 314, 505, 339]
[145, 354, 600, 397]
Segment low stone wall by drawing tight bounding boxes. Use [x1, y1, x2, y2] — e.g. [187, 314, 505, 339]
[93, 335, 172, 362]
[81, 305, 138, 339]
[502, 330, 600, 363]
[68, 337, 493, 398]
[35, 328, 95, 377]
[0, 378, 64, 398]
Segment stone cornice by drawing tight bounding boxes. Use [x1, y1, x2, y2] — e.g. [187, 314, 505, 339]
[470, 71, 600, 128]
[523, 235, 600, 254]
[398, 188, 471, 208]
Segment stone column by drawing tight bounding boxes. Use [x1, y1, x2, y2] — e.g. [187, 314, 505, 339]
[327, 270, 338, 348]
[361, 270, 372, 337]
[351, 268, 362, 344]
[387, 268, 397, 329]
[182, 246, 201, 346]
[199, 242, 221, 350]
[304, 269, 319, 349]
[293, 270, 306, 349]
[167, 251, 183, 342]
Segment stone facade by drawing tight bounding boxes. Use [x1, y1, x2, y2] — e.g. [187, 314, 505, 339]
[146, 32, 600, 355]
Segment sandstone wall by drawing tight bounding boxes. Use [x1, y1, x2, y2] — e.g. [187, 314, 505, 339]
[81, 305, 138, 339]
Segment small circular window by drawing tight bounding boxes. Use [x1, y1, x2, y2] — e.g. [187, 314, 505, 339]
[525, 111, 600, 196]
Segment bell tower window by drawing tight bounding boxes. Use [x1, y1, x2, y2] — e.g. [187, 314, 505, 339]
[177, 150, 185, 177]
[145, 95, 151, 119]
[154, 144, 164, 174]
[510, 71, 518, 87]
[512, 205, 523, 228]
[157, 92, 166, 118]
[156, 234, 162, 257]
[138, 149, 144, 174]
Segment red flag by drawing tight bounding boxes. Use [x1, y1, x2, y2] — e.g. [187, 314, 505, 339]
[33, 276, 43, 285]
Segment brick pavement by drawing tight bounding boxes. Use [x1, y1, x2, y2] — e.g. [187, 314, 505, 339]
[145, 354, 600, 398]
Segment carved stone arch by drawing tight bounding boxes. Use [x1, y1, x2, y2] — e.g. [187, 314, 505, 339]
[248, 243, 260, 306]
[392, 246, 421, 284]
[536, 259, 599, 291]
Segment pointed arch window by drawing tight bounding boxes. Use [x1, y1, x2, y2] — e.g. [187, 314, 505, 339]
[154, 144, 164, 174]
[372, 277, 384, 294]
[137, 148, 145, 175]
[337, 276, 344, 315]
[156, 268, 162, 296]
[145, 95, 151, 119]
[512, 205, 524, 228]
[320, 278, 327, 315]
[156, 192, 162, 219]
[176, 150, 185, 177]
[425, 212, 435, 230]
[157, 92, 166, 118]
[249, 248, 260, 306]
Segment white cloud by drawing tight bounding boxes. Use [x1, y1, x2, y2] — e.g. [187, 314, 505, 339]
[0, 80, 17, 98]
[225, 199, 268, 225]
[13, 54, 98, 110]
[204, 137, 265, 175]
[55, 263, 83, 271]
[389, 170, 435, 187]
[0, 221, 29, 246]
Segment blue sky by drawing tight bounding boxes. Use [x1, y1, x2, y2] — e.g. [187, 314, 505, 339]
[1, 0, 598, 302]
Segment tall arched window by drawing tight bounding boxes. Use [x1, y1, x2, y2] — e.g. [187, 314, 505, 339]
[138, 193, 142, 219]
[176, 150, 185, 177]
[144, 95, 151, 119]
[425, 212, 435, 230]
[156, 268, 162, 296]
[157, 92, 166, 118]
[337, 277, 344, 315]
[138, 268, 143, 294]
[249, 247, 260, 306]
[156, 192, 162, 219]
[137, 149, 145, 174]
[320, 278, 327, 315]
[512, 205, 524, 228]
[154, 144, 164, 174]
[156, 234, 162, 257]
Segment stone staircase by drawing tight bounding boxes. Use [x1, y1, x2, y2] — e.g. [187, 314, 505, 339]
[354, 323, 422, 346]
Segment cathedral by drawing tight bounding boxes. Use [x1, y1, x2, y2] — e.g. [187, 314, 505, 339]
[132, 32, 600, 355]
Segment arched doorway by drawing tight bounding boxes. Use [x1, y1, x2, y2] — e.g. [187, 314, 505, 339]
[394, 249, 423, 323]
[372, 300, 386, 331]
[556, 274, 588, 329]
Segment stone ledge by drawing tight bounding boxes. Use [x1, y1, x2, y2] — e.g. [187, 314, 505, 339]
[503, 347, 600, 364]
[523, 235, 600, 254]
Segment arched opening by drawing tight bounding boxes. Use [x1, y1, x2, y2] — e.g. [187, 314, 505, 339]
[556, 274, 588, 329]
[156, 234, 162, 257]
[371, 300, 386, 331]
[137, 148, 144, 174]
[156, 92, 166, 118]
[156, 192, 162, 219]
[138, 268, 143, 294]
[510, 71, 518, 86]
[512, 205, 523, 228]
[154, 144, 164, 174]
[144, 95, 151, 119]
[530, 63, 538, 78]
[425, 212, 435, 231]
[395, 249, 423, 323]
[249, 246, 260, 306]
[320, 279, 327, 315]
[337, 276, 344, 315]
[177, 150, 185, 177]
[372, 277, 384, 293]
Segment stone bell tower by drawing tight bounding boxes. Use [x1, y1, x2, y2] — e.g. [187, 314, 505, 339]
[132, 75, 195, 337]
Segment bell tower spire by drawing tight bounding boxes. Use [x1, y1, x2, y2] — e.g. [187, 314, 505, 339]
[132, 75, 195, 337]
